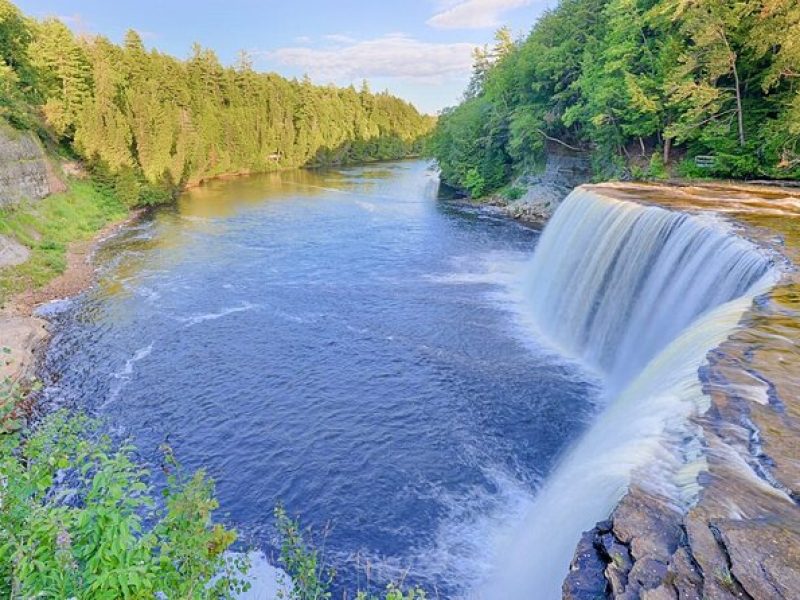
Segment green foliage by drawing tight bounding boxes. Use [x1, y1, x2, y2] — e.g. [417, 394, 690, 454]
[0, 0, 42, 131]
[428, 0, 800, 189]
[464, 168, 487, 198]
[0, 1, 434, 192]
[0, 178, 127, 304]
[275, 507, 426, 600]
[274, 505, 334, 600]
[500, 184, 525, 201]
[426, 95, 510, 196]
[647, 152, 668, 180]
[0, 407, 244, 598]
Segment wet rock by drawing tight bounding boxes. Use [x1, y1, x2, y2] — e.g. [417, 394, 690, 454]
[626, 557, 669, 592]
[563, 529, 610, 600]
[642, 585, 678, 600]
[599, 533, 633, 595]
[611, 488, 683, 562]
[596, 520, 614, 534]
[668, 548, 703, 600]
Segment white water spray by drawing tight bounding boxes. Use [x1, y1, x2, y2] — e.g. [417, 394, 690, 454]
[485, 189, 775, 599]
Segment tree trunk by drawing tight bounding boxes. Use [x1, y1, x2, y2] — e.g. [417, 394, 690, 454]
[731, 56, 745, 146]
[663, 136, 672, 165]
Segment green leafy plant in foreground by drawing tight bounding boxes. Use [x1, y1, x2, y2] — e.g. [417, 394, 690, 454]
[0, 409, 246, 599]
[275, 506, 426, 600]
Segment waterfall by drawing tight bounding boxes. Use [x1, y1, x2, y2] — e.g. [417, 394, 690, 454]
[525, 189, 771, 392]
[484, 188, 776, 599]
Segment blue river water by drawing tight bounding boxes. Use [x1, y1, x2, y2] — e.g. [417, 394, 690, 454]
[41, 161, 599, 596]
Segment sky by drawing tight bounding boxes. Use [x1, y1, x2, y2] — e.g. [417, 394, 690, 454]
[14, 0, 555, 113]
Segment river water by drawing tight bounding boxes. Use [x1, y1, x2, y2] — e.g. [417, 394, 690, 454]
[41, 160, 599, 595]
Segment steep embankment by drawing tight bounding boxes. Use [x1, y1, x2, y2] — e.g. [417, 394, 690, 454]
[0, 121, 59, 382]
[0, 120, 60, 277]
[0, 122, 132, 386]
[554, 183, 800, 599]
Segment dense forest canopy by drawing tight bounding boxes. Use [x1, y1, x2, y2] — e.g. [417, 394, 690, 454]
[0, 0, 435, 204]
[428, 0, 800, 196]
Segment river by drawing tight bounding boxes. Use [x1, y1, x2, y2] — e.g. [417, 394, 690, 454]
[40, 160, 599, 596]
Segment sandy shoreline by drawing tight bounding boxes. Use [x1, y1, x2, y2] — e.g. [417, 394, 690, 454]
[0, 209, 144, 385]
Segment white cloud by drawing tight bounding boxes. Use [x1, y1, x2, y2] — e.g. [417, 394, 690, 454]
[427, 0, 533, 29]
[265, 34, 475, 83]
[323, 34, 357, 44]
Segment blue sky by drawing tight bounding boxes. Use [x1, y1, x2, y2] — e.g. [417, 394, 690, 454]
[14, 0, 555, 113]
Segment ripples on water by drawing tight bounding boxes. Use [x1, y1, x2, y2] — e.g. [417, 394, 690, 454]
[41, 161, 599, 596]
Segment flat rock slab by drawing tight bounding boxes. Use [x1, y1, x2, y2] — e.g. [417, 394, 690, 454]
[0, 315, 48, 382]
[716, 518, 800, 599]
[0, 234, 29, 268]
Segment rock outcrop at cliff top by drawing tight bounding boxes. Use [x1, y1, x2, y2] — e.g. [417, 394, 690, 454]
[0, 121, 64, 270]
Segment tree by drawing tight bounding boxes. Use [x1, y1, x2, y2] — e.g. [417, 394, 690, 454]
[28, 18, 91, 137]
[657, 0, 758, 147]
[0, 5, 434, 193]
[748, 0, 800, 173]
[428, 0, 800, 185]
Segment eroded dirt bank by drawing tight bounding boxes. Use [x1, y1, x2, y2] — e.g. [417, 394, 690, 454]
[563, 182, 800, 599]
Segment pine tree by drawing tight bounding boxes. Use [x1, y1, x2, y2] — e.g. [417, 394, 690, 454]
[28, 18, 91, 137]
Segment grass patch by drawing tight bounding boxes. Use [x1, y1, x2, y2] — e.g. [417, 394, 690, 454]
[0, 180, 128, 305]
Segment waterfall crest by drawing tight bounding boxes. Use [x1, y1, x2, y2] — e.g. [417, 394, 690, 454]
[486, 188, 776, 599]
[525, 189, 771, 391]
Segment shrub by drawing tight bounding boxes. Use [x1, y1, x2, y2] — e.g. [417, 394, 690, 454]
[500, 185, 526, 201]
[464, 168, 487, 198]
[647, 153, 668, 180]
[0, 408, 246, 599]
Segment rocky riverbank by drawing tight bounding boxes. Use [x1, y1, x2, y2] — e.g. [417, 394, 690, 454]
[562, 182, 800, 600]
[488, 148, 592, 226]
[0, 115, 144, 388]
[1, 210, 141, 387]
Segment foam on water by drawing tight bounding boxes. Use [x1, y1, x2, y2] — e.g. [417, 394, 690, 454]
[101, 343, 155, 408]
[178, 301, 260, 327]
